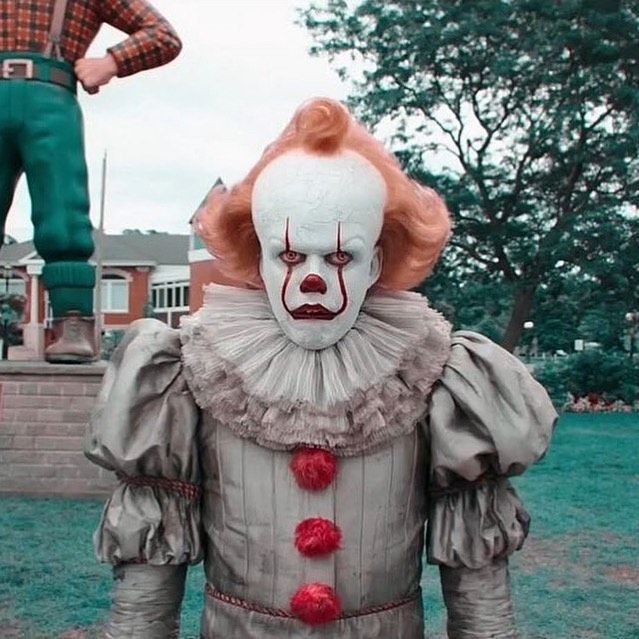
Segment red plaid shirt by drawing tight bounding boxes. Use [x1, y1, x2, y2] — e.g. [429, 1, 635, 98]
[0, 0, 181, 77]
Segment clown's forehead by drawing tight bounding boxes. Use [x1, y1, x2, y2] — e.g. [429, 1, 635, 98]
[252, 151, 386, 243]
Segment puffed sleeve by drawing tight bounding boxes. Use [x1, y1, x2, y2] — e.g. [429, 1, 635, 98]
[425, 331, 557, 569]
[85, 318, 202, 566]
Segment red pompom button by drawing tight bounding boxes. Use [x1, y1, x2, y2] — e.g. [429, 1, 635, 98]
[290, 448, 337, 491]
[295, 518, 342, 557]
[290, 583, 342, 626]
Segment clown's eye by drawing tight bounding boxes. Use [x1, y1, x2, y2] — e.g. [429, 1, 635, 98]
[279, 250, 306, 265]
[325, 251, 353, 267]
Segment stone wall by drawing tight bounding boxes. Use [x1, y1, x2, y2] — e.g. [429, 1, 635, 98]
[0, 362, 115, 497]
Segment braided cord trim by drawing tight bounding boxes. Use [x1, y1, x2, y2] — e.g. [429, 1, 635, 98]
[428, 474, 500, 500]
[119, 474, 202, 501]
[205, 584, 417, 620]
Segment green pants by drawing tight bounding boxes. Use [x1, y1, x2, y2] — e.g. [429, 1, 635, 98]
[0, 52, 95, 316]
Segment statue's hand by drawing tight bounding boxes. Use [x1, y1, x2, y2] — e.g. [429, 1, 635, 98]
[74, 55, 118, 93]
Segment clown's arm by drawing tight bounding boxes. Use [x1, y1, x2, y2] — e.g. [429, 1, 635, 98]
[425, 332, 557, 639]
[85, 320, 202, 639]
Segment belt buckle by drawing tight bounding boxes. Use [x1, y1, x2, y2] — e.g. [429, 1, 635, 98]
[1, 59, 34, 80]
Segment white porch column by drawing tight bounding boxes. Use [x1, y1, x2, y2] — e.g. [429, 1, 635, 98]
[23, 263, 44, 359]
[29, 273, 39, 326]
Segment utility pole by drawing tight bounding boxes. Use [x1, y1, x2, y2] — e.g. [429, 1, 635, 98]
[94, 151, 107, 356]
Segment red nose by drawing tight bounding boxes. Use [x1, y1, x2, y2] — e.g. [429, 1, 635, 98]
[300, 274, 327, 294]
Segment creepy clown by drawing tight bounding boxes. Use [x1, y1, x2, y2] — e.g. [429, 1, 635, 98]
[86, 98, 557, 639]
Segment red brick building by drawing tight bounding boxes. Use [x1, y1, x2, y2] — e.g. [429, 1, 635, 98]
[0, 231, 190, 359]
[188, 239, 239, 312]
[1, 177, 257, 359]
[188, 178, 248, 312]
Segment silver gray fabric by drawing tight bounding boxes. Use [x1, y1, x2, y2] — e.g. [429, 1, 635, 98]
[86, 317, 557, 637]
[201, 590, 425, 638]
[428, 331, 557, 488]
[105, 564, 186, 639]
[427, 478, 530, 569]
[199, 418, 427, 612]
[426, 330, 557, 569]
[440, 559, 516, 639]
[86, 319, 202, 565]
[86, 319, 200, 483]
[95, 481, 202, 565]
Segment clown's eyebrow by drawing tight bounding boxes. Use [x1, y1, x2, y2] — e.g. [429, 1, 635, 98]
[333, 223, 366, 252]
[330, 237, 365, 251]
[268, 218, 366, 252]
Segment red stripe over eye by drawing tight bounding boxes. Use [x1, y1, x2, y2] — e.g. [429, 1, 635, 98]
[280, 251, 306, 265]
[325, 251, 352, 266]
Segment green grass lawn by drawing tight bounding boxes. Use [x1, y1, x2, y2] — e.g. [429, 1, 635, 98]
[1, 413, 637, 638]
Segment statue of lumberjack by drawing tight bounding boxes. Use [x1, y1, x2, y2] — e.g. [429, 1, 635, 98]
[0, 0, 181, 362]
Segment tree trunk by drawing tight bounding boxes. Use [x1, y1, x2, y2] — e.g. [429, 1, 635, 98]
[501, 286, 536, 353]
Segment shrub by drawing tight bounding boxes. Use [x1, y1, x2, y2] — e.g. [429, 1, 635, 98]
[533, 350, 638, 409]
[100, 330, 126, 361]
[532, 358, 571, 408]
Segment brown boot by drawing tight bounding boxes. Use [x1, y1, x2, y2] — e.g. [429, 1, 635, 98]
[45, 312, 96, 364]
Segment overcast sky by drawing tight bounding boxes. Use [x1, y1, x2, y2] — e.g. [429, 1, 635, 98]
[5, 0, 348, 242]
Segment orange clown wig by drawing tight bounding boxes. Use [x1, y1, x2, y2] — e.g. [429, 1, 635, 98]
[196, 98, 451, 291]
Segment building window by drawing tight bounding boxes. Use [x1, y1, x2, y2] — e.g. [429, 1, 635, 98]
[151, 280, 189, 328]
[3, 278, 26, 296]
[101, 275, 129, 313]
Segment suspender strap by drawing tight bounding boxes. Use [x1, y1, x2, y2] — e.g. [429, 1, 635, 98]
[43, 0, 71, 60]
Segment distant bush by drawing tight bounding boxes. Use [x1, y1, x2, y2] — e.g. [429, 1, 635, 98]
[100, 330, 126, 361]
[533, 350, 638, 410]
[532, 358, 571, 408]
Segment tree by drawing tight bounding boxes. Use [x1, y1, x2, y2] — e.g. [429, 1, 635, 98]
[302, 0, 639, 350]
[420, 259, 512, 341]
[0, 293, 26, 359]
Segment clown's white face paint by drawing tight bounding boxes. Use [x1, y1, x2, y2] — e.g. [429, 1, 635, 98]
[252, 151, 386, 350]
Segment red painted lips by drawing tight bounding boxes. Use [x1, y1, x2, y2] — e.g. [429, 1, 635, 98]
[290, 304, 337, 320]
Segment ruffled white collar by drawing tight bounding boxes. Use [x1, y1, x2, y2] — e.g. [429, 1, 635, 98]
[180, 284, 451, 456]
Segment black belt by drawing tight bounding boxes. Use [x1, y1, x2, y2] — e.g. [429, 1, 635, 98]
[0, 58, 75, 91]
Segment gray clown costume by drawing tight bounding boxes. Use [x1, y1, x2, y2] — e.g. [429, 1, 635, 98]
[86, 283, 557, 638]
